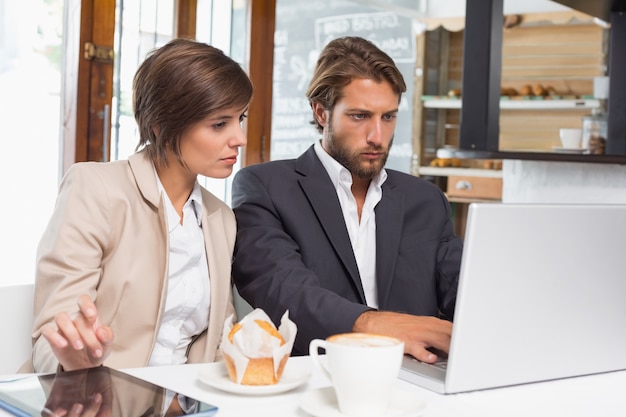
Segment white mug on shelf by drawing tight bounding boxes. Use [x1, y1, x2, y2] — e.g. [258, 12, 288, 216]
[559, 128, 582, 149]
[309, 333, 404, 417]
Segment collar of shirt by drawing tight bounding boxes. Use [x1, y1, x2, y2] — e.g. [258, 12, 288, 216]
[153, 165, 203, 231]
[313, 140, 387, 190]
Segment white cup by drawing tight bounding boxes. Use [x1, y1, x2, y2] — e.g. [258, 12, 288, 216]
[559, 128, 582, 149]
[309, 333, 404, 417]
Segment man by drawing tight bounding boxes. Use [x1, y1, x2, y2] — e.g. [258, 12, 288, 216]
[231, 36, 462, 362]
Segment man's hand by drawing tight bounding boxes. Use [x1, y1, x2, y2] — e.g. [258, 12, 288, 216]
[353, 310, 452, 363]
[41, 295, 114, 371]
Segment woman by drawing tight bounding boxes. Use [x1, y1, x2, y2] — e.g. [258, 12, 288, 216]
[21, 38, 253, 373]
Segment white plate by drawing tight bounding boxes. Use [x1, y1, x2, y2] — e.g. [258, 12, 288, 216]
[300, 386, 426, 417]
[197, 361, 311, 395]
[552, 146, 584, 154]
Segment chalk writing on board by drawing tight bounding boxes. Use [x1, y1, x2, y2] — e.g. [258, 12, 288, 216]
[271, 5, 416, 172]
[315, 12, 415, 63]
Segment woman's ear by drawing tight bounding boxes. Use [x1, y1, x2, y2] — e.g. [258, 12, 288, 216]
[312, 102, 328, 128]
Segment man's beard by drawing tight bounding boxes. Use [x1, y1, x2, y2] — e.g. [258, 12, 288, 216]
[325, 115, 392, 180]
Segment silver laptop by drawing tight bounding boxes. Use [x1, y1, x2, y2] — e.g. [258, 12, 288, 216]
[399, 203, 626, 394]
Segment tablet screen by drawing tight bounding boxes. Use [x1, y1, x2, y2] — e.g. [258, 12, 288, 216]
[0, 366, 218, 416]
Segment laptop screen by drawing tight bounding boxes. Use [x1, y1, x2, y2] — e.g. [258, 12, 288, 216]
[401, 203, 626, 394]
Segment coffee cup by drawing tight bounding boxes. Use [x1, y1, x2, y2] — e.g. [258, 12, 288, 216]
[309, 333, 404, 417]
[559, 128, 582, 149]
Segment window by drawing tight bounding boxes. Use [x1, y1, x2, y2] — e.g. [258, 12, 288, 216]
[111, 0, 246, 204]
[0, 0, 64, 285]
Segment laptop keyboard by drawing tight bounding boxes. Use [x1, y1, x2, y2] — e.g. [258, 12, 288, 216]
[430, 359, 448, 370]
[404, 355, 448, 371]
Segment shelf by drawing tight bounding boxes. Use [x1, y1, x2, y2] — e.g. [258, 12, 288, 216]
[422, 97, 601, 110]
[446, 196, 502, 204]
[439, 149, 626, 164]
[551, 0, 626, 22]
[418, 167, 503, 178]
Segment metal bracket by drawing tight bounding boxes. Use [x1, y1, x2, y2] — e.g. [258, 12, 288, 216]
[84, 41, 114, 63]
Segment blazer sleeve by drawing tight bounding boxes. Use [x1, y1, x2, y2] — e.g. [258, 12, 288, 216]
[433, 189, 462, 320]
[231, 167, 370, 355]
[31, 164, 112, 373]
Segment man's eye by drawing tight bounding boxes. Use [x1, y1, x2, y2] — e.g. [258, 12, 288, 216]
[352, 113, 366, 120]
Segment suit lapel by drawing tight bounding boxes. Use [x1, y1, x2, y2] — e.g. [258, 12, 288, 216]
[201, 196, 232, 360]
[296, 147, 366, 303]
[128, 149, 161, 209]
[128, 149, 169, 344]
[375, 178, 404, 308]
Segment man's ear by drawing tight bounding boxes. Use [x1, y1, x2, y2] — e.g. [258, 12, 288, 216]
[312, 102, 328, 127]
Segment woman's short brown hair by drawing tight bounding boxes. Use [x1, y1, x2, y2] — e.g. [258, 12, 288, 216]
[305, 36, 406, 133]
[133, 38, 253, 166]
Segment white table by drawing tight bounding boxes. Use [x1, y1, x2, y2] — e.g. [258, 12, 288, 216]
[2, 357, 625, 417]
[121, 356, 626, 417]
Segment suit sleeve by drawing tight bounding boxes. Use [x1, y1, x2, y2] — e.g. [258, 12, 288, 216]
[231, 168, 370, 355]
[31, 164, 112, 373]
[434, 190, 462, 320]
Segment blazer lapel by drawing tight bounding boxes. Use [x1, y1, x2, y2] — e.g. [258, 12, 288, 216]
[128, 149, 170, 343]
[201, 198, 232, 360]
[128, 149, 161, 209]
[375, 179, 404, 308]
[296, 147, 366, 303]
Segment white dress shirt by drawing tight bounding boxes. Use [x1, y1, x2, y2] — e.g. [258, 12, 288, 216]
[314, 140, 387, 308]
[149, 177, 211, 366]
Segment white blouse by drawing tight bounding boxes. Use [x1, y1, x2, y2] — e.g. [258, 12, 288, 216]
[149, 178, 211, 366]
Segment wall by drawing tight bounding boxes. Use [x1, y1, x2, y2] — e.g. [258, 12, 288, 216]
[502, 160, 626, 203]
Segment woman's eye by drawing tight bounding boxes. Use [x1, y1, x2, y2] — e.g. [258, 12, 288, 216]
[239, 113, 248, 123]
[213, 121, 226, 129]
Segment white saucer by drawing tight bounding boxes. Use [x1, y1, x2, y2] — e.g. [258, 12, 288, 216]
[197, 361, 311, 395]
[552, 146, 584, 154]
[300, 386, 426, 417]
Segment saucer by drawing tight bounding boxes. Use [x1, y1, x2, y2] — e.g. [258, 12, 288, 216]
[552, 146, 584, 154]
[300, 386, 426, 417]
[197, 361, 311, 395]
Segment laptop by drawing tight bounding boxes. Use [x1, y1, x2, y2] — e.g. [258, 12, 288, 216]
[399, 203, 626, 394]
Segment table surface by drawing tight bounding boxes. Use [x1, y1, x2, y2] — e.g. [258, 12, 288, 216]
[125, 356, 626, 417]
[2, 356, 626, 417]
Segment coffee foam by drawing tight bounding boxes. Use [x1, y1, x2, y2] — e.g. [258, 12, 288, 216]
[328, 333, 400, 348]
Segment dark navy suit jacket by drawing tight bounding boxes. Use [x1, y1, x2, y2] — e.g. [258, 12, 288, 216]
[231, 145, 462, 355]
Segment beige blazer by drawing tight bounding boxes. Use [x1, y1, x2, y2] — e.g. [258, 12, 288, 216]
[21, 150, 236, 373]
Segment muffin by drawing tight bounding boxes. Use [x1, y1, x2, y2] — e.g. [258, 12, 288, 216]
[221, 309, 296, 385]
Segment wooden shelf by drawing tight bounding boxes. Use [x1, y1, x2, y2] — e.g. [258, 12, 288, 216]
[418, 167, 503, 178]
[446, 196, 502, 204]
[439, 149, 626, 164]
[422, 97, 601, 110]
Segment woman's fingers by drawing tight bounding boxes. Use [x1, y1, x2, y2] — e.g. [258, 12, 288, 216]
[43, 296, 114, 369]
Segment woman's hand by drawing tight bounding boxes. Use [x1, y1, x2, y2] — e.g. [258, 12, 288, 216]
[41, 295, 114, 371]
[42, 367, 113, 417]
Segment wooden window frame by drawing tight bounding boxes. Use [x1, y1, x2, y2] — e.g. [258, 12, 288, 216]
[63, 0, 275, 174]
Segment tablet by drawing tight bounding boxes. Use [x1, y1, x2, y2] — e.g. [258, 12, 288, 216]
[0, 366, 218, 416]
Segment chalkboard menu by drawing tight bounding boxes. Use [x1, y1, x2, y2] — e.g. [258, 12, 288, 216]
[271, 0, 416, 173]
